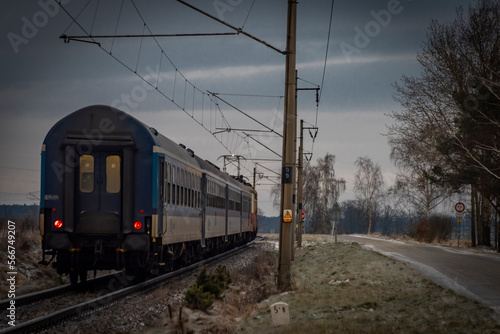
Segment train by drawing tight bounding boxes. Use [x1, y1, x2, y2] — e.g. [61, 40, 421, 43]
[39, 105, 258, 283]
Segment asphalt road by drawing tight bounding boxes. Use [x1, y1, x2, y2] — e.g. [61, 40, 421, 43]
[340, 234, 500, 311]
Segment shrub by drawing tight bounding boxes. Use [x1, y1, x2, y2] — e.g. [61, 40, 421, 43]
[184, 265, 232, 311]
[183, 283, 215, 311]
[414, 219, 431, 242]
[413, 214, 453, 243]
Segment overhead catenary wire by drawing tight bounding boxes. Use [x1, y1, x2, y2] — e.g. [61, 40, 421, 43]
[241, 0, 257, 30]
[209, 92, 283, 138]
[317, 0, 335, 124]
[56, 1, 337, 180]
[57, 0, 250, 157]
[56, 0, 289, 172]
[176, 0, 285, 55]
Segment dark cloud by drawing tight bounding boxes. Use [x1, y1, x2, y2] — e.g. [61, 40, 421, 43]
[0, 0, 476, 211]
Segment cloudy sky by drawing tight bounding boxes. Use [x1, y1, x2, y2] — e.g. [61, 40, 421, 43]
[0, 0, 473, 215]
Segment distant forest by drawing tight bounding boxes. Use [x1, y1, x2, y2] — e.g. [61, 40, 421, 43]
[258, 215, 280, 233]
[0, 204, 39, 220]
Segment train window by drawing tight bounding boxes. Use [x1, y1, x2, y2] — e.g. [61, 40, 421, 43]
[176, 166, 180, 206]
[159, 160, 164, 201]
[166, 162, 170, 205]
[193, 174, 196, 208]
[80, 155, 94, 193]
[208, 180, 212, 207]
[179, 168, 182, 206]
[190, 173, 193, 208]
[236, 193, 241, 212]
[182, 169, 186, 206]
[210, 181, 214, 208]
[196, 176, 199, 208]
[191, 173, 194, 208]
[192, 174, 196, 208]
[172, 165, 177, 206]
[197, 176, 200, 208]
[106, 155, 121, 194]
[179, 169, 184, 206]
[184, 169, 187, 207]
[187, 173, 189, 207]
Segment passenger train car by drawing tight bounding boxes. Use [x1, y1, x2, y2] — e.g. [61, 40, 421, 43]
[39, 105, 258, 283]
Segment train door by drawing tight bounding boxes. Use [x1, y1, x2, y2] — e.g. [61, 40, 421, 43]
[75, 151, 122, 234]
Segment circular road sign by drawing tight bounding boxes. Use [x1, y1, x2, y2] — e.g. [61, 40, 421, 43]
[455, 202, 465, 213]
[301, 209, 305, 222]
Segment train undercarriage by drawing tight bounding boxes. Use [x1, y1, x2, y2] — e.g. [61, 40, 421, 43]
[45, 231, 254, 284]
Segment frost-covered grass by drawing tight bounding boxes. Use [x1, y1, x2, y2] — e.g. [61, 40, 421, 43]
[241, 234, 500, 333]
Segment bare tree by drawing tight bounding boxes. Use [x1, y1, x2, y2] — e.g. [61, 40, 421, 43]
[390, 0, 500, 212]
[270, 153, 345, 233]
[315, 154, 346, 233]
[387, 0, 500, 246]
[354, 156, 384, 234]
[390, 171, 450, 221]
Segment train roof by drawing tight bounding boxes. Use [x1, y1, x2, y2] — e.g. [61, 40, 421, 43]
[44, 105, 252, 192]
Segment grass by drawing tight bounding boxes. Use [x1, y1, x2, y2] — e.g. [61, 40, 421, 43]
[0, 216, 65, 296]
[240, 234, 500, 334]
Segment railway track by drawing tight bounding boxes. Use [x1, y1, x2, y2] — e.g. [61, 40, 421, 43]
[0, 243, 251, 334]
[0, 273, 118, 310]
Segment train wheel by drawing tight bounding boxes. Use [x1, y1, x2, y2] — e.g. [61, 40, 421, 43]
[79, 270, 87, 283]
[69, 271, 78, 285]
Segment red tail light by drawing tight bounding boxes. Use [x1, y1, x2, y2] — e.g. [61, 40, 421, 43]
[54, 220, 63, 229]
[134, 221, 142, 230]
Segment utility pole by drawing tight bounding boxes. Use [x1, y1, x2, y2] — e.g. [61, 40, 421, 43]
[295, 82, 319, 247]
[253, 166, 256, 188]
[297, 120, 318, 247]
[297, 120, 304, 247]
[278, 0, 297, 290]
[291, 70, 298, 261]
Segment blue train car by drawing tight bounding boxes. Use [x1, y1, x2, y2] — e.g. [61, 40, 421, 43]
[39, 105, 257, 283]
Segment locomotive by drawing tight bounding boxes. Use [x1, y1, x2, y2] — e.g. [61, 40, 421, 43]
[39, 105, 258, 283]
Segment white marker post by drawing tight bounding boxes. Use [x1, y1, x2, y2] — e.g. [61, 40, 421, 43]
[270, 302, 290, 326]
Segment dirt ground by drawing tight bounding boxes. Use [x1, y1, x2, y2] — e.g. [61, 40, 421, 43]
[238, 234, 500, 334]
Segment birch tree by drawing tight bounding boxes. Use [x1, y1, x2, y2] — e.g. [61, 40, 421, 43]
[354, 156, 384, 234]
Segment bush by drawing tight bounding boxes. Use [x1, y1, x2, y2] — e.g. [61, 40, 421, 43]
[184, 283, 215, 311]
[184, 265, 232, 311]
[414, 219, 431, 242]
[413, 214, 453, 243]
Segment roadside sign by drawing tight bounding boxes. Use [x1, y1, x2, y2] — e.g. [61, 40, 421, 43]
[301, 209, 305, 222]
[455, 202, 465, 213]
[283, 209, 292, 223]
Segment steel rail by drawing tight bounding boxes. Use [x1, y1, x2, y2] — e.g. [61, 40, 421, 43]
[0, 273, 118, 309]
[0, 243, 252, 334]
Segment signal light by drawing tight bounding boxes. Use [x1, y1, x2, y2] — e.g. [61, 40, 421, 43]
[134, 221, 142, 230]
[54, 220, 63, 229]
